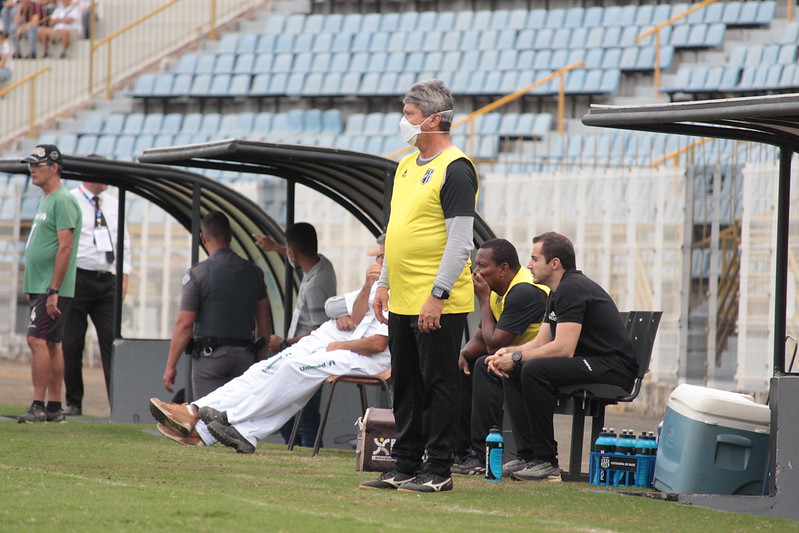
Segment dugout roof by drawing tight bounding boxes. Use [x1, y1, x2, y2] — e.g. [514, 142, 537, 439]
[582, 92, 799, 375]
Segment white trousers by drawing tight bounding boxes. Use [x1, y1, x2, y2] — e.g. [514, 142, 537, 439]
[194, 342, 389, 448]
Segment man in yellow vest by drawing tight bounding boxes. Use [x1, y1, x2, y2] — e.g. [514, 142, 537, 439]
[360, 80, 478, 493]
[451, 238, 549, 476]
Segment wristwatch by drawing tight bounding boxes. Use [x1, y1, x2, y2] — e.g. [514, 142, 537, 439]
[431, 286, 450, 300]
[511, 350, 523, 367]
[46, 287, 58, 296]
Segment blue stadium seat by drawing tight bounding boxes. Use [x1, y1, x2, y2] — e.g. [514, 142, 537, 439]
[619, 47, 638, 70]
[132, 74, 156, 96]
[567, 49, 585, 66]
[217, 34, 238, 54]
[272, 53, 293, 73]
[670, 24, 690, 47]
[729, 46, 747, 66]
[229, 74, 250, 96]
[476, 30, 497, 51]
[496, 29, 516, 50]
[669, 3, 691, 21]
[304, 13, 324, 33]
[76, 134, 98, 155]
[564, 69, 585, 93]
[369, 32, 389, 53]
[82, 112, 104, 134]
[687, 24, 710, 48]
[584, 48, 604, 69]
[441, 51, 459, 71]
[450, 70, 471, 94]
[483, 71, 503, 93]
[293, 32, 314, 52]
[601, 48, 622, 70]
[652, 4, 672, 25]
[176, 53, 197, 74]
[150, 73, 174, 97]
[252, 112, 272, 133]
[545, 8, 565, 29]
[635, 46, 657, 71]
[233, 53, 255, 74]
[345, 113, 365, 134]
[284, 14, 305, 34]
[498, 113, 519, 136]
[310, 52, 331, 72]
[321, 109, 343, 134]
[379, 12, 400, 32]
[94, 134, 116, 156]
[551, 28, 571, 49]
[257, 34, 276, 53]
[765, 64, 783, 89]
[331, 32, 352, 53]
[312, 33, 333, 53]
[550, 49, 569, 69]
[189, 74, 212, 96]
[253, 54, 273, 73]
[423, 51, 443, 72]
[341, 13, 362, 33]
[153, 133, 174, 148]
[350, 52, 370, 73]
[339, 72, 361, 96]
[386, 31, 407, 52]
[505, 8, 527, 30]
[686, 66, 709, 92]
[405, 51, 425, 72]
[439, 11, 456, 30]
[367, 52, 388, 73]
[516, 49, 534, 70]
[470, 10, 490, 30]
[635, 5, 654, 26]
[619, 26, 639, 48]
[659, 46, 675, 70]
[704, 23, 725, 48]
[667, 67, 692, 92]
[237, 34, 257, 54]
[219, 114, 239, 136]
[703, 2, 725, 24]
[478, 50, 498, 71]
[532, 114, 552, 138]
[761, 43, 780, 65]
[719, 67, 741, 91]
[779, 44, 797, 64]
[779, 64, 797, 89]
[489, 9, 510, 30]
[756, 1, 777, 25]
[569, 27, 588, 50]
[170, 73, 192, 96]
[329, 52, 350, 72]
[103, 114, 125, 134]
[602, 6, 622, 26]
[266, 73, 288, 96]
[285, 72, 305, 96]
[602, 27, 621, 48]
[532, 49, 551, 70]
[535, 28, 554, 49]
[194, 53, 216, 73]
[362, 12, 383, 32]
[723, 2, 743, 25]
[500, 71, 518, 94]
[581, 69, 604, 94]
[358, 73, 380, 95]
[293, 52, 313, 73]
[214, 53, 235, 73]
[564, 7, 584, 28]
[454, 10, 474, 30]
[273, 33, 294, 53]
[114, 135, 135, 156]
[263, 14, 285, 34]
[745, 45, 763, 66]
[181, 113, 202, 133]
[133, 134, 155, 155]
[581, 6, 602, 27]
[141, 113, 163, 134]
[516, 29, 536, 50]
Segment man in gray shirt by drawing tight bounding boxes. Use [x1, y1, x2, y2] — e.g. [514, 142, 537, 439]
[162, 211, 272, 400]
[254, 222, 336, 446]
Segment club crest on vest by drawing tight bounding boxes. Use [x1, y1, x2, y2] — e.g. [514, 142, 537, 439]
[420, 168, 435, 184]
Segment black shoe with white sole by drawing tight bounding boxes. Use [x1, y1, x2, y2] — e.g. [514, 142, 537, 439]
[359, 468, 415, 490]
[397, 472, 453, 493]
[206, 421, 255, 454]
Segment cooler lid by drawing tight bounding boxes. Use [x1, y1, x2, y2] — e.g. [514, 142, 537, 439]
[667, 384, 770, 431]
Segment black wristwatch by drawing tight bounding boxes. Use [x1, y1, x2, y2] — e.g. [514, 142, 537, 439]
[431, 286, 450, 300]
[511, 350, 523, 367]
[46, 287, 58, 296]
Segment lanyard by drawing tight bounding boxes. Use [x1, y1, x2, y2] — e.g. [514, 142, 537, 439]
[79, 186, 104, 227]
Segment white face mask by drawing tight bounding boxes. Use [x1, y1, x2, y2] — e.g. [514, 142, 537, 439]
[399, 111, 452, 146]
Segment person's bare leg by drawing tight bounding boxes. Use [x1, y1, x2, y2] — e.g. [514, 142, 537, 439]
[27, 336, 52, 402]
[47, 340, 64, 402]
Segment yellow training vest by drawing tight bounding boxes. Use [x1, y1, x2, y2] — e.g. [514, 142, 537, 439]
[385, 146, 478, 315]
[489, 268, 550, 345]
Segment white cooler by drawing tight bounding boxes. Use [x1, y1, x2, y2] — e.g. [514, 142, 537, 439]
[653, 384, 770, 495]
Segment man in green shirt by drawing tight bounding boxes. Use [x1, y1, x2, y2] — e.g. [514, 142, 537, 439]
[18, 144, 82, 423]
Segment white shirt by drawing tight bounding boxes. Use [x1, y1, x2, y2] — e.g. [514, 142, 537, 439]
[70, 185, 132, 274]
[0, 41, 13, 75]
[52, 2, 82, 32]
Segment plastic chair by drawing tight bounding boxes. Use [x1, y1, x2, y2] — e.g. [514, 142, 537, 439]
[169, 73, 192, 96]
[141, 113, 163, 134]
[287, 367, 392, 457]
[555, 311, 662, 482]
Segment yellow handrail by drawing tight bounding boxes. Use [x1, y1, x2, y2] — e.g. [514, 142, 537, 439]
[89, 0, 184, 98]
[0, 67, 51, 137]
[385, 61, 587, 160]
[637, 0, 718, 96]
[651, 137, 712, 167]
[89, 0, 217, 99]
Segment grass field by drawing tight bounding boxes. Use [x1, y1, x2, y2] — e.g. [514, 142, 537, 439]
[0, 405, 796, 532]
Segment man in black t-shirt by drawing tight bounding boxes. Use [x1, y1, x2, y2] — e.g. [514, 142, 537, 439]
[452, 238, 548, 476]
[486, 232, 637, 482]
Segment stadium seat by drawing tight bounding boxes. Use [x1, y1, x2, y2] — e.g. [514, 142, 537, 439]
[214, 54, 235, 73]
[321, 109, 343, 134]
[582, 6, 602, 27]
[584, 48, 604, 69]
[723, 2, 743, 25]
[534, 28, 554, 50]
[256, 34, 276, 53]
[779, 64, 797, 89]
[114, 135, 135, 156]
[170, 73, 192, 96]
[477, 30, 498, 52]
[778, 44, 797, 64]
[670, 24, 690, 47]
[507, 8, 529, 30]
[263, 14, 285, 34]
[329, 52, 350, 73]
[341, 13, 362, 34]
[217, 34, 238, 54]
[379, 12, 400, 32]
[454, 10, 474, 31]
[312, 33, 333, 54]
[293, 52, 313, 73]
[236, 34, 257, 54]
[489, 9, 510, 30]
[133, 134, 155, 155]
[737, 1, 759, 25]
[229, 74, 250, 96]
[233, 53, 255, 74]
[369, 32, 389, 53]
[602, 48, 622, 70]
[271, 53, 293, 73]
[285, 72, 306, 96]
[189, 74, 212, 97]
[703, 2, 725, 24]
[303, 13, 324, 34]
[602, 27, 621, 49]
[545, 8, 565, 29]
[76, 134, 98, 155]
[273, 33, 294, 53]
[293, 33, 314, 53]
[619, 47, 638, 71]
[103, 114, 125, 135]
[635, 5, 654, 26]
[82, 112, 104, 134]
[194, 53, 216, 73]
[140, 113, 163, 135]
[330, 32, 352, 53]
[704, 23, 725, 48]
[358, 73, 380, 95]
[284, 14, 305, 34]
[719, 66, 741, 91]
[339, 72, 361, 96]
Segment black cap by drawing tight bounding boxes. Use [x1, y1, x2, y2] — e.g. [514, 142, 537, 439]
[21, 144, 62, 166]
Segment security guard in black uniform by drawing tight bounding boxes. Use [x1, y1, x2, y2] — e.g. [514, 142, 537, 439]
[162, 211, 272, 400]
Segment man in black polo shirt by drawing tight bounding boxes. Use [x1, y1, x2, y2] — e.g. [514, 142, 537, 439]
[486, 231, 636, 482]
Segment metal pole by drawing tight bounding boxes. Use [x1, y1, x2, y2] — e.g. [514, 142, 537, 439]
[773, 147, 791, 375]
[114, 188, 126, 339]
[283, 180, 296, 338]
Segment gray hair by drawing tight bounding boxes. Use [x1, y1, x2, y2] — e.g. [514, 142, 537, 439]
[402, 79, 454, 132]
[376, 233, 386, 246]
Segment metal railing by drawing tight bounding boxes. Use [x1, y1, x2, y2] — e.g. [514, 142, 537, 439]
[386, 61, 587, 161]
[0, 67, 51, 138]
[652, 137, 713, 167]
[1, 0, 266, 147]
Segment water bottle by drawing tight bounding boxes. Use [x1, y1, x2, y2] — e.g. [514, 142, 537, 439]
[485, 426, 504, 481]
[615, 430, 636, 486]
[592, 428, 616, 485]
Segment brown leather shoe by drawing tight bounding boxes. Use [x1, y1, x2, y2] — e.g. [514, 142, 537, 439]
[149, 398, 198, 437]
[156, 423, 205, 446]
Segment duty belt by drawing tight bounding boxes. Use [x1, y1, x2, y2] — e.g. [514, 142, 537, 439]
[191, 336, 252, 356]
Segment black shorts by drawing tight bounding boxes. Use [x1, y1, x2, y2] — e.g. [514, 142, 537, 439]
[27, 293, 72, 342]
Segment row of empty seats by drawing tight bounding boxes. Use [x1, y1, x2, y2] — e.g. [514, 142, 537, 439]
[728, 43, 798, 67]
[667, 64, 799, 94]
[257, 2, 775, 36]
[133, 67, 623, 99]
[214, 23, 721, 57]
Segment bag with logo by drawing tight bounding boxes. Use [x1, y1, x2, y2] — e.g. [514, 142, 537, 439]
[355, 407, 396, 472]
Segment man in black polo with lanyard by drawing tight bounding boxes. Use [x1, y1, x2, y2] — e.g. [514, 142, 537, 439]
[361, 79, 478, 493]
[62, 178, 131, 416]
[161, 211, 273, 400]
[486, 232, 637, 481]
